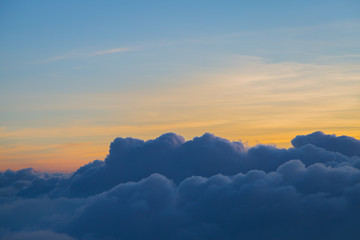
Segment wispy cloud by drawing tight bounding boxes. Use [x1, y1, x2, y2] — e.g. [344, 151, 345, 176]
[37, 47, 134, 64]
[39, 55, 72, 63]
[89, 47, 134, 56]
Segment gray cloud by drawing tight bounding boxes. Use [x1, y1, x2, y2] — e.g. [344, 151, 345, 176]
[2, 231, 76, 240]
[1, 131, 360, 239]
[292, 131, 360, 157]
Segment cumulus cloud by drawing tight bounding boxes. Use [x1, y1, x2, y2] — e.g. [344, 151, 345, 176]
[1, 131, 360, 240]
[292, 131, 360, 157]
[0, 168, 65, 201]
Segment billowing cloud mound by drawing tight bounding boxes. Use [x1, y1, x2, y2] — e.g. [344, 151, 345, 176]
[0, 168, 65, 201]
[1, 131, 360, 240]
[292, 131, 360, 157]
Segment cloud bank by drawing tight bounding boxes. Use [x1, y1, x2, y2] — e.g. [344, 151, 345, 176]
[1, 131, 360, 239]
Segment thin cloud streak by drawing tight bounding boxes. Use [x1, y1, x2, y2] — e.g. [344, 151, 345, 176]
[89, 47, 134, 56]
[37, 47, 134, 64]
[39, 55, 72, 64]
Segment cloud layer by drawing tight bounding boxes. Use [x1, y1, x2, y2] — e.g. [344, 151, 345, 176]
[1, 131, 360, 239]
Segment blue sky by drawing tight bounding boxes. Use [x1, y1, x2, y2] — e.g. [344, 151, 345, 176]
[1, 0, 359, 94]
[0, 0, 360, 171]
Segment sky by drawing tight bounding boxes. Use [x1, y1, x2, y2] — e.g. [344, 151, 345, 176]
[1, 2, 360, 239]
[1, 0, 360, 172]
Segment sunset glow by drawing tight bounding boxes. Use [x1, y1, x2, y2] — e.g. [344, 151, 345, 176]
[1, 1, 360, 238]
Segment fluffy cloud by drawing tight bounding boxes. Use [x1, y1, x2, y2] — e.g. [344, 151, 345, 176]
[1, 131, 360, 240]
[58, 132, 360, 197]
[292, 131, 360, 157]
[0, 168, 65, 202]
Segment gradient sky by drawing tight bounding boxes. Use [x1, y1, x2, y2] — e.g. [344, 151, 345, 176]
[1, 0, 359, 172]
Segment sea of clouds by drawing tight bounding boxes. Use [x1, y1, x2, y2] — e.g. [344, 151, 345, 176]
[1, 131, 360, 240]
